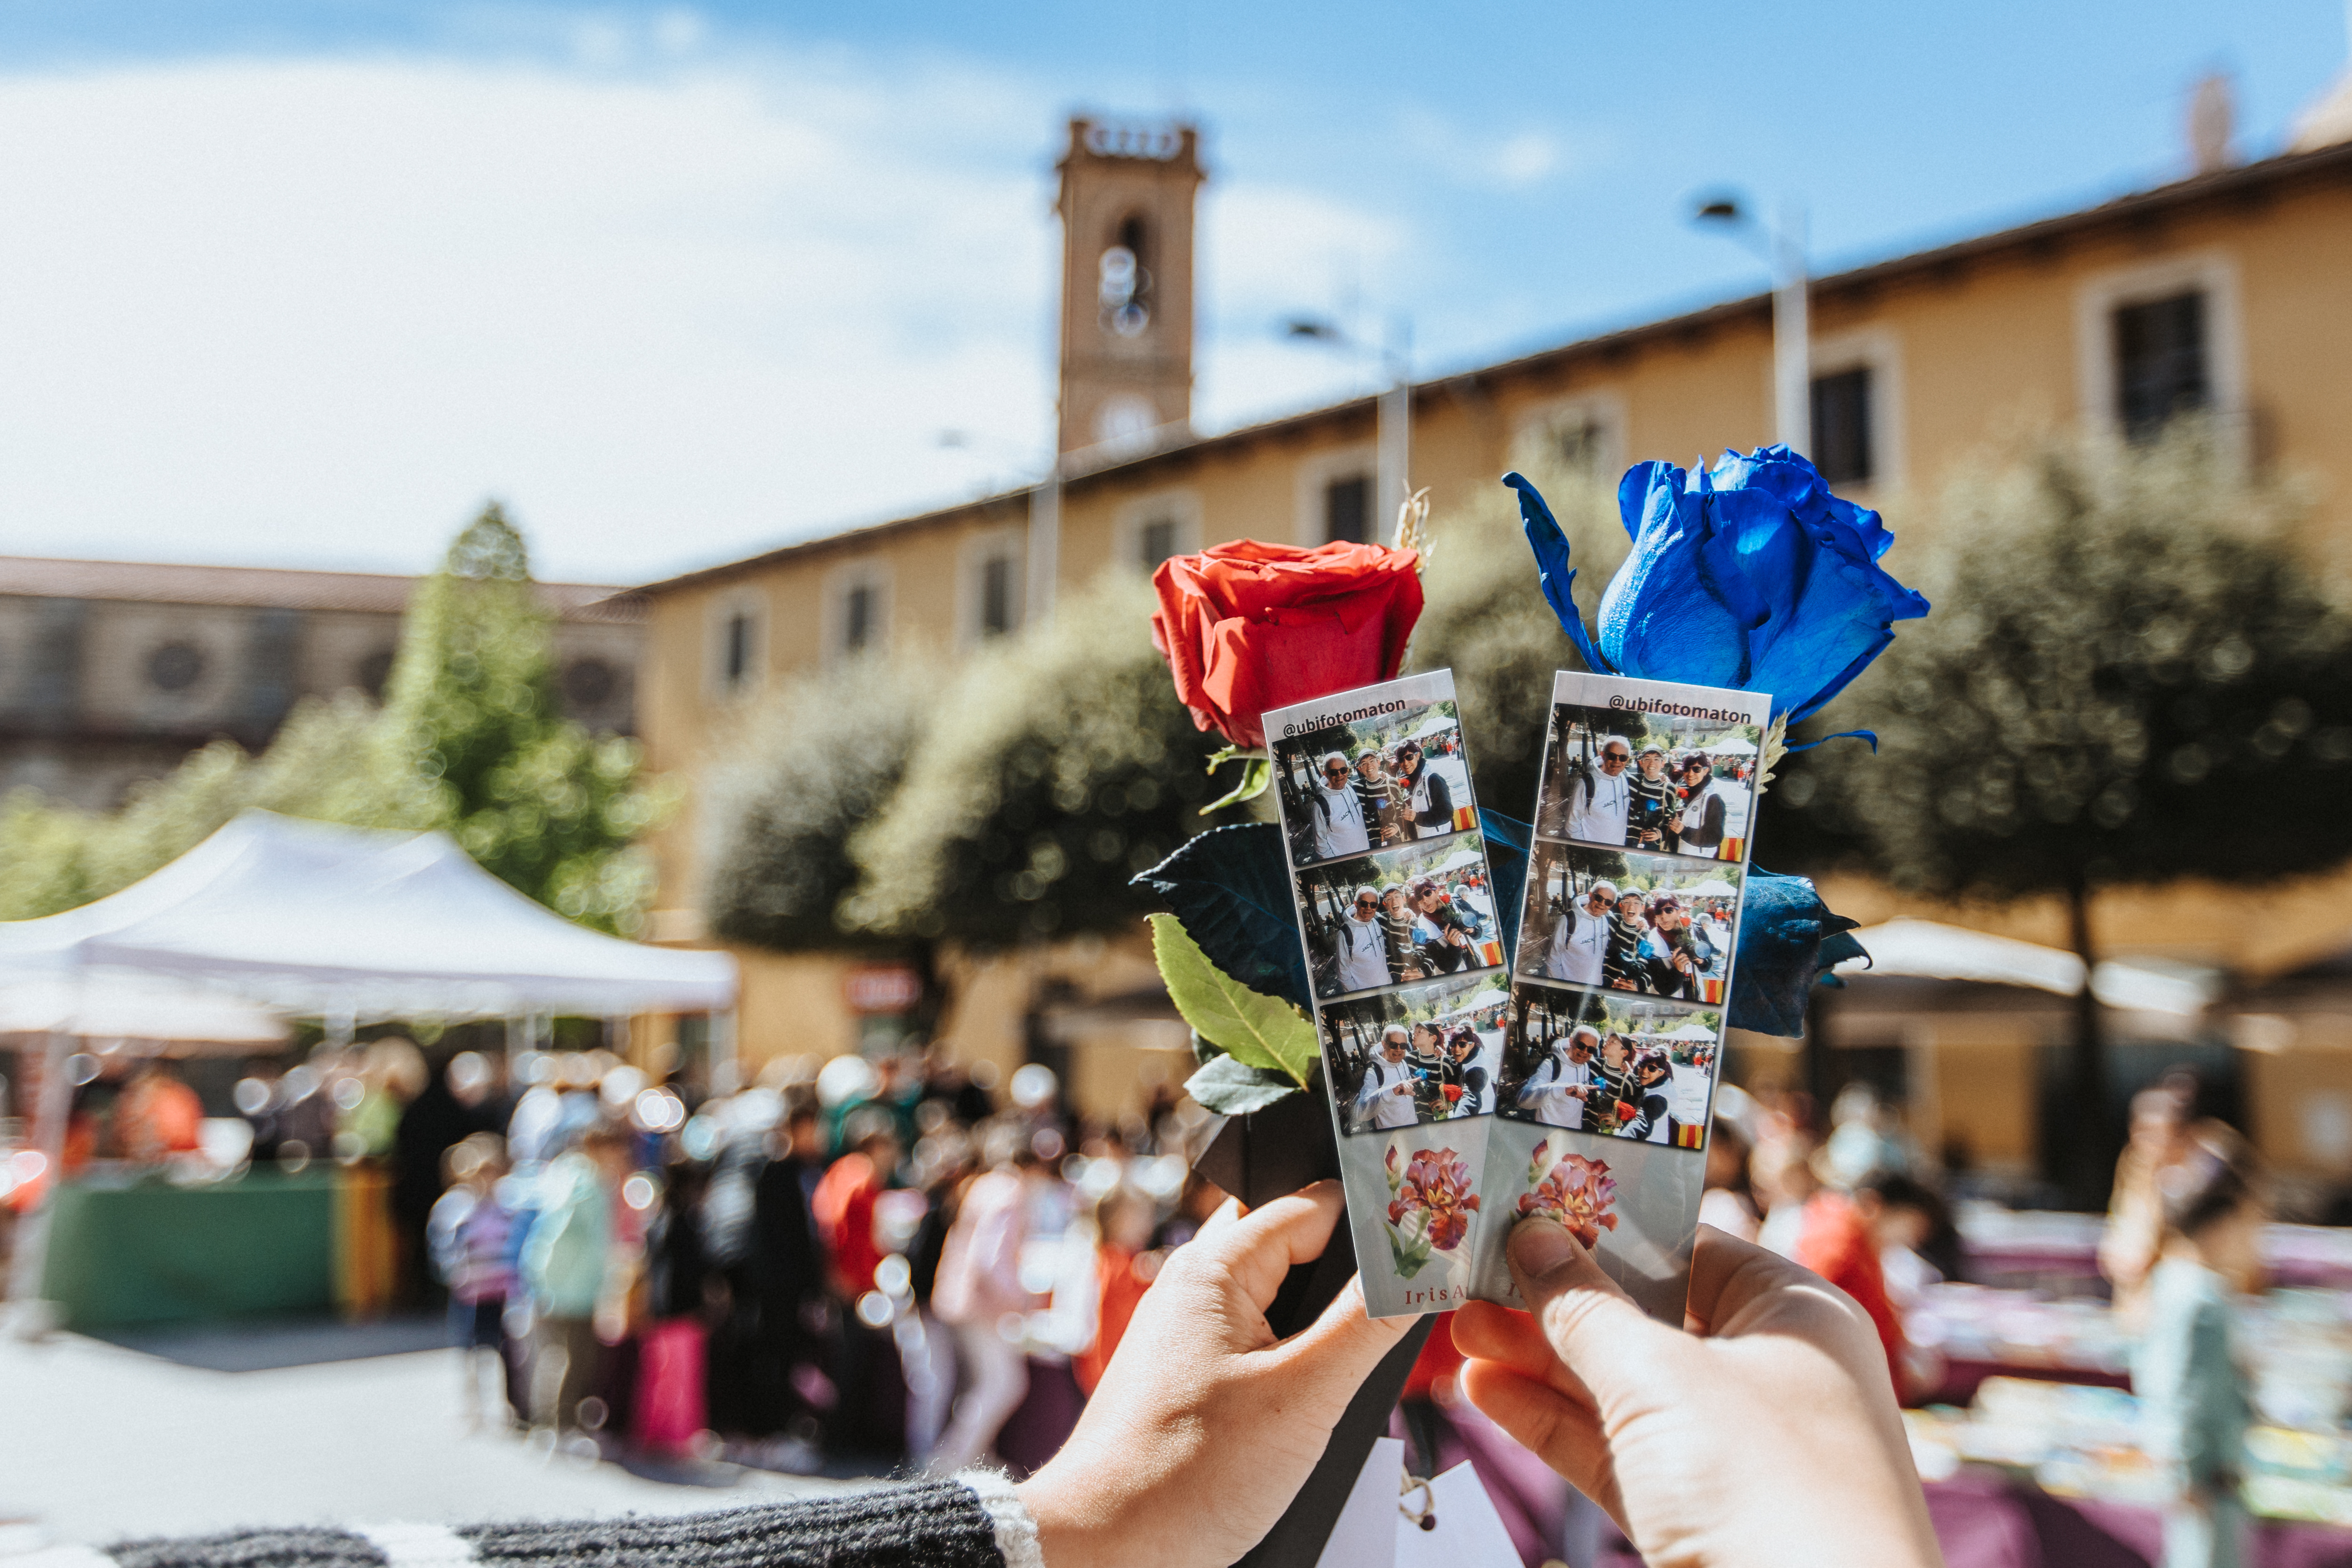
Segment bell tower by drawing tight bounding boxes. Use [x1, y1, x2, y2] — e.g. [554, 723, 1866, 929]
[1054, 117, 1204, 456]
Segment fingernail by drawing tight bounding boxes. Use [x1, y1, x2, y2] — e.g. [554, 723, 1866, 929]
[1510, 1218, 1581, 1282]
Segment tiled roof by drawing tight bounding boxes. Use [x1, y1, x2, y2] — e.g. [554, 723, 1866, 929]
[0, 557, 642, 623]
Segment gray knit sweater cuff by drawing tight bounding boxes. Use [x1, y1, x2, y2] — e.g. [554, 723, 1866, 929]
[55, 1473, 1041, 1568]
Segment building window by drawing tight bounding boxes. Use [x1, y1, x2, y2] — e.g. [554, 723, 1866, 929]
[2114, 290, 2208, 440]
[1549, 414, 1611, 475]
[1324, 474, 1371, 544]
[1138, 516, 1179, 570]
[842, 585, 876, 653]
[562, 657, 619, 709]
[146, 641, 206, 693]
[978, 556, 1015, 638]
[723, 611, 755, 685]
[356, 648, 395, 698]
[1810, 367, 1874, 486]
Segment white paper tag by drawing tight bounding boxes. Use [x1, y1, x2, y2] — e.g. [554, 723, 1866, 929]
[1316, 1439, 1528, 1568]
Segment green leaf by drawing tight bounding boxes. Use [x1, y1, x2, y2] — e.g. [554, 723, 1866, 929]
[1200, 752, 1273, 813]
[1183, 1053, 1306, 1116]
[1149, 912, 1317, 1084]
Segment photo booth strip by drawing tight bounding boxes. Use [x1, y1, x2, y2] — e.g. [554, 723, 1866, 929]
[1471, 671, 1771, 1324]
[1263, 668, 1504, 1320]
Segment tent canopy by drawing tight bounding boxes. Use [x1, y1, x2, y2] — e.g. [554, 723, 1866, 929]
[0, 812, 737, 1021]
[0, 969, 288, 1049]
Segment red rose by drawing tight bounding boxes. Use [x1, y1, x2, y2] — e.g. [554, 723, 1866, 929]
[1149, 540, 1424, 751]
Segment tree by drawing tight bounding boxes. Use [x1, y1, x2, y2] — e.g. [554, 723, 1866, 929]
[0, 504, 660, 931]
[1787, 427, 2352, 1199]
[846, 574, 1234, 947]
[1405, 457, 1626, 820]
[385, 504, 664, 931]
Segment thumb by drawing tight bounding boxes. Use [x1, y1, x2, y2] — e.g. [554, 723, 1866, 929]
[1505, 1218, 1676, 1406]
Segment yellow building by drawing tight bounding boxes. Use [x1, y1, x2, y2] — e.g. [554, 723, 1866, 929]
[634, 115, 2352, 1170]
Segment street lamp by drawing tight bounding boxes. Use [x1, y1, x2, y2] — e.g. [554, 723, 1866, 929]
[1280, 314, 1414, 543]
[1693, 192, 1810, 454]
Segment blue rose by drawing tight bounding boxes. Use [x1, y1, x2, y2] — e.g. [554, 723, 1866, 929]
[1507, 445, 1929, 722]
[1728, 869, 1868, 1037]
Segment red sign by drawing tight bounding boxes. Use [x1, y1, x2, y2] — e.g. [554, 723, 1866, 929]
[843, 965, 922, 1015]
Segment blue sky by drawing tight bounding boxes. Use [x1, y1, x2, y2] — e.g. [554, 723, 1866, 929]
[0, 2, 2343, 581]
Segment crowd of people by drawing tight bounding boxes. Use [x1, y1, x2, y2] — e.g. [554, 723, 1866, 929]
[1530, 876, 1733, 1000]
[221, 1040, 1224, 1475]
[1547, 729, 1755, 860]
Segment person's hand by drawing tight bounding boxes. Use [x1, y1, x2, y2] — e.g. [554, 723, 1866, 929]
[1453, 1221, 1939, 1568]
[1018, 1182, 1409, 1568]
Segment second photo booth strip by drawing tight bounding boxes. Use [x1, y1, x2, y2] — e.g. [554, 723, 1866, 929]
[1470, 670, 1771, 1322]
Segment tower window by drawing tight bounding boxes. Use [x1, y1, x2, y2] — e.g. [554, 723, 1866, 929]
[979, 556, 1015, 637]
[843, 584, 876, 653]
[1099, 214, 1152, 337]
[146, 640, 206, 693]
[1809, 367, 1874, 486]
[1324, 474, 1371, 545]
[2114, 291, 2208, 441]
[1139, 516, 1179, 570]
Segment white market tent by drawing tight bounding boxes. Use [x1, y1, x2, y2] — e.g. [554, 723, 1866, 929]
[1686, 878, 1740, 898]
[0, 811, 737, 1021]
[1704, 734, 1758, 756]
[0, 969, 287, 1049]
[1663, 1020, 1720, 1043]
[1463, 987, 1511, 1012]
[1407, 712, 1458, 742]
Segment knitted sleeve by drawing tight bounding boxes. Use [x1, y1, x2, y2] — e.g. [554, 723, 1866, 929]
[90, 1475, 1038, 1568]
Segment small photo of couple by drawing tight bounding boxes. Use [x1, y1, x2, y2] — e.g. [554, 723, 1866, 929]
[1298, 832, 1505, 1002]
[1515, 845, 1740, 1003]
[1320, 972, 1512, 1136]
[1274, 697, 1477, 869]
[1535, 702, 1761, 861]
[1494, 986, 1723, 1149]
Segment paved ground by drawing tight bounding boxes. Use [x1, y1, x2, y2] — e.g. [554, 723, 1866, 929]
[0, 1316, 842, 1549]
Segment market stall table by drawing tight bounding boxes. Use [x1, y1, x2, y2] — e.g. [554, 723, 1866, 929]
[37, 1163, 398, 1329]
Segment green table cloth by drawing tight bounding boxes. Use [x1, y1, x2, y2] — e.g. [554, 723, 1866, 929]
[42, 1168, 342, 1329]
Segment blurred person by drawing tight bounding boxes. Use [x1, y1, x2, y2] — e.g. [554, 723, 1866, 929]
[635, 1158, 713, 1456]
[2138, 1145, 2263, 1568]
[114, 1059, 202, 1163]
[813, 1108, 907, 1458]
[2104, 1074, 2246, 1326]
[520, 1123, 634, 1433]
[345, 1036, 427, 1158]
[395, 1047, 499, 1308]
[1794, 1168, 1938, 1399]
[1699, 1119, 1761, 1243]
[1821, 1082, 1915, 1188]
[428, 1133, 519, 1431]
[928, 1123, 1044, 1474]
[1752, 1128, 1821, 1260]
[1073, 1184, 1160, 1397]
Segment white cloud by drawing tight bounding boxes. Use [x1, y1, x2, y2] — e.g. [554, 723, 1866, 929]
[0, 43, 1415, 582]
[0, 50, 1056, 581]
[1397, 106, 1596, 192]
